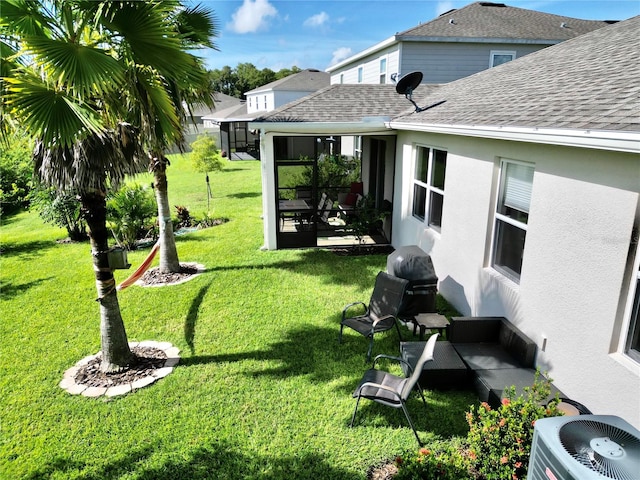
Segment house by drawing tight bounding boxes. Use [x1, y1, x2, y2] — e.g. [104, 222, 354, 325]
[203, 69, 330, 158]
[182, 92, 241, 152]
[327, 1, 612, 85]
[245, 69, 329, 114]
[250, 17, 640, 428]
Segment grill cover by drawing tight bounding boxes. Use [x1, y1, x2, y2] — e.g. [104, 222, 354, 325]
[387, 245, 438, 317]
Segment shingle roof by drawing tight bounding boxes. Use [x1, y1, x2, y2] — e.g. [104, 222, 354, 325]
[393, 16, 640, 132]
[398, 2, 613, 42]
[245, 69, 330, 94]
[255, 84, 436, 123]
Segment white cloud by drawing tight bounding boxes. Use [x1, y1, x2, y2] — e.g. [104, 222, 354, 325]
[329, 47, 353, 66]
[229, 0, 278, 34]
[436, 1, 454, 16]
[303, 12, 330, 28]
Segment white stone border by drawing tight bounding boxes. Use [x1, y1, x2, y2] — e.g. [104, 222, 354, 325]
[137, 262, 205, 288]
[59, 341, 180, 398]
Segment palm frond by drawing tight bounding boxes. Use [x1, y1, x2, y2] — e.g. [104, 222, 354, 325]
[175, 3, 219, 50]
[4, 71, 103, 147]
[22, 36, 124, 96]
[0, 0, 51, 38]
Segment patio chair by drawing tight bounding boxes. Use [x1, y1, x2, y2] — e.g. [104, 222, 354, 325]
[350, 333, 439, 445]
[339, 271, 409, 361]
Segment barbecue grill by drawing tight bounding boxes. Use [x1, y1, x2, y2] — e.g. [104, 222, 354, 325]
[386, 245, 438, 319]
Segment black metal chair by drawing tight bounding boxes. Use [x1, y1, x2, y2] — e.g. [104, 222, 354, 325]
[339, 271, 409, 361]
[350, 333, 439, 445]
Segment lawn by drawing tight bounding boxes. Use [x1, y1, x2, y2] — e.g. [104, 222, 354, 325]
[0, 155, 477, 480]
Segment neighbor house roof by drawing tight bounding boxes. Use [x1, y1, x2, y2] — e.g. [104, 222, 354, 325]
[202, 102, 255, 123]
[328, 2, 613, 72]
[245, 69, 330, 95]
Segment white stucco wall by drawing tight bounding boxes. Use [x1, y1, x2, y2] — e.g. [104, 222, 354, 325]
[393, 130, 640, 428]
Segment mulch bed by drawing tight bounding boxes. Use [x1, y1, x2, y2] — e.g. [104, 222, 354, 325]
[74, 346, 167, 388]
[138, 264, 200, 286]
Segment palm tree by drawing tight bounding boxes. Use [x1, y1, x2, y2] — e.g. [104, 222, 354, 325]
[1, 0, 216, 372]
[120, 4, 218, 273]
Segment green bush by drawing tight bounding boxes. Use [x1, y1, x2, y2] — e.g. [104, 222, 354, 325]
[28, 186, 87, 241]
[0, 134, 33, 214]
[106, 182, 157, 249]
[393, 373, 563, 480]
[394, 441, 471, 480]
[190, 134, 225, 173]
[465, 372, 562, 480]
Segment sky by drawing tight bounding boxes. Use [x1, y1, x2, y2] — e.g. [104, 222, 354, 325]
[194, 0, 640, 72]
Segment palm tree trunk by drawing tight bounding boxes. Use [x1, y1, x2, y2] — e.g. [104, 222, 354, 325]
[152, 156, 181, 273]
[81, 190, 133, 373]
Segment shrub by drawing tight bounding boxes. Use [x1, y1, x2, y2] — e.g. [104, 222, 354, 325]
[106, 183, 157, 249]
[28, 186, 87, 241]
[394, 441, 471, 480]
[0, 134, 33, 214]
[465, 372, 562, 480]
[190, 134, 225, 173]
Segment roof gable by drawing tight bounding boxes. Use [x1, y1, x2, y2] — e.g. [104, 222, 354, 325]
[398, 2, 612, 42]
[246, 69, 329, 95]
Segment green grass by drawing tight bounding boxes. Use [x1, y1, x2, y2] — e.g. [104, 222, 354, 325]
[0, 155, 477, 480]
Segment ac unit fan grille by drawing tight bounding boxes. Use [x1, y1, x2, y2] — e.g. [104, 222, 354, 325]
[559, 420, 640, 480]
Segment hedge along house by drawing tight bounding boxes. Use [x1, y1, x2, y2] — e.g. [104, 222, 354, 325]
[251, 17, 640, 427]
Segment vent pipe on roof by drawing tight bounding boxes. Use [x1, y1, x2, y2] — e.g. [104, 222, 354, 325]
[560, 22, 568, 28]
[449, 18, 456, 24]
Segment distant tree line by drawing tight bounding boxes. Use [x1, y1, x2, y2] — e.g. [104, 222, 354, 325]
[208, 63, 302, 98]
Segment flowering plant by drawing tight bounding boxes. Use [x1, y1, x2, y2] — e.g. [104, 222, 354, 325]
[393, 441, 471, 480]
[465, 371, 562, 480]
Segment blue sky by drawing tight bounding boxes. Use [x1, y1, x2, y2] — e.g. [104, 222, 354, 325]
[195, 0, 640, 72]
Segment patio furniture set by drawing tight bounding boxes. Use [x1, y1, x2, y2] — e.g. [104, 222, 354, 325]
[339, 246, 590, 443]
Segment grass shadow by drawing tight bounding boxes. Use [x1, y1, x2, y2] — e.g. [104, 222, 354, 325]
[226, 191, 261, 199]
[22, 442, 361, 480]
[184, 284, 211, 354]
[0, 239, 58, 259]
[0, 277, 54, 300]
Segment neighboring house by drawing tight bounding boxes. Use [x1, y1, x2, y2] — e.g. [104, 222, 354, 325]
[327, 1, 612, 85]
[251, 17, 640, 427]
[245, 69, 329, 114]
[203, 69, 329, 158]
[182, 92, 241, 151]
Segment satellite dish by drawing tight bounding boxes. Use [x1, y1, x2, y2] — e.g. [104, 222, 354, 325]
[395, 71, 446, 113]
[395, 71, 423, 96]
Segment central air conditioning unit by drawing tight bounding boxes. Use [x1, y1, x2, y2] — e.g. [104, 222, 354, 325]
[528, 415, 640, 480]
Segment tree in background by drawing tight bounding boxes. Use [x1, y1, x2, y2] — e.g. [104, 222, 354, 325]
[190, 134, 225, 211]
[209, 63, 301, 98]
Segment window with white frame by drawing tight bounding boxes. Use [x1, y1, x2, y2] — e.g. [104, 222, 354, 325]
[625, 236, 640, 363]
[491, 160, 534, 283]
[263, 95, 267, 110]
[490, 50, 516, 67]
[379, 58, 387, 84]
[357, 66, 363, 83]
[340, 73, 344, 84]
[411, 146, 447, 229]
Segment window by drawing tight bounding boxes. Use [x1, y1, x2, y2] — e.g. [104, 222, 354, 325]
[263, 95, 267, 110]
[340, 73, 344, 84]
[379, 58, 387, 84]
[625, 233, 640, 362]
[411, 146, 447, 229]
[492, 160, 534, 283]
[357, 66, 363, 83]
[490, 50, 516, 67]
